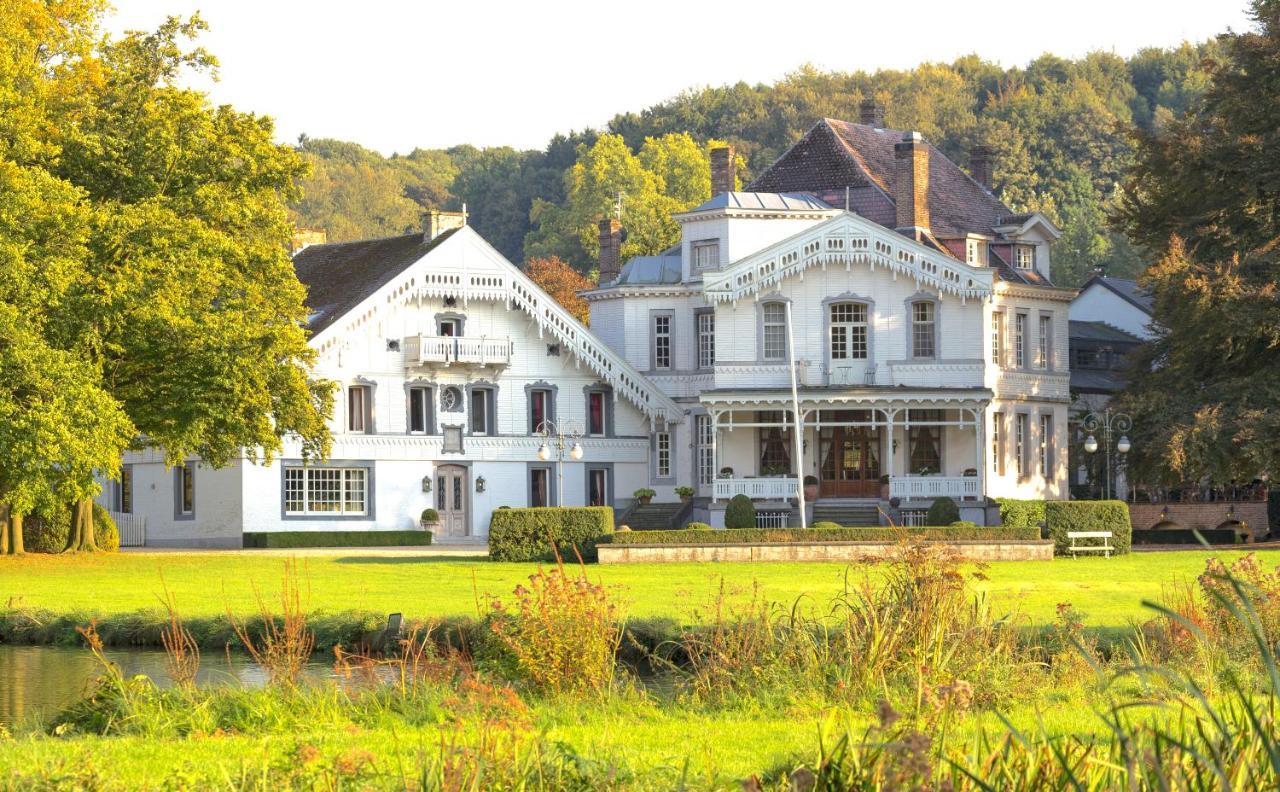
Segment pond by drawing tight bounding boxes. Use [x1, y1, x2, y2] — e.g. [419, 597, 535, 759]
[0, 644, 338, 728]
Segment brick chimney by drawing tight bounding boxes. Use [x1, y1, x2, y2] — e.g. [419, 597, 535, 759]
[423, 208, 467, 242]
[860, 98, 884, 128]
[893, 132, 930, 235]
[970, 145, 993, 190]
[598, 218, 622, 284]
[710, 146, 736, 195]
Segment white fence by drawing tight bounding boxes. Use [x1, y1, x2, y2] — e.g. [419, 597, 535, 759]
[755, 511, 791, 529]
[109, 511, 146, 547]
[888, 476, 981, 501]
[403, 335, 514, 367]
[713, 477, 799, 501]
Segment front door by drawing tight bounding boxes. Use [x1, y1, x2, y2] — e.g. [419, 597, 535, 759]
[818, 416, 881, 498]
[435, 465, 468, 537]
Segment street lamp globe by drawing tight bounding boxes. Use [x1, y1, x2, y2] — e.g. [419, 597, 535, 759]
[1117, 435, 1131, 454]
[537, 443, 551, 461]
[1084, 434, 1098, 454]
[569, 442, 584, 461]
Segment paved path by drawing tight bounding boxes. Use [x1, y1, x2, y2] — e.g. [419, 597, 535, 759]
[121, 543, 488, 557]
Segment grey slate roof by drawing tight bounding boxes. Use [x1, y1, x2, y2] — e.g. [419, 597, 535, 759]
[1069, 320, 1143, 344]
[1070, 368, 1130, 395]
[293, 229, 457, 335]
[614, 254, 682, 286]
[687, 191, 833, 213]
[1083, 276, 1154, 314]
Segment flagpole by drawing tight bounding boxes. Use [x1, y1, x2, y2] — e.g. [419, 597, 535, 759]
[784, 302, 807, 529]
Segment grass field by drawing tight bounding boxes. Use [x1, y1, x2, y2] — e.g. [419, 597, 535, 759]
[2, 548, 1275, 631]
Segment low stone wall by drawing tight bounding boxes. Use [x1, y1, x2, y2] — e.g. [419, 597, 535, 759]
[597, 540, 1054, 564]
[1129, 501, 1267, 538]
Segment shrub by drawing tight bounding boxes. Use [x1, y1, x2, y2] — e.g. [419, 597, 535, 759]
[22, 504, 118, 553]
[420, 509, 439, 523]
[684, 521, 712, 530]
[1269, 489, 1280, 535]
[242, 530, 432, 548]
[724, 494, 756, 529]
[674, 486, 695, 498]
[950, 520, 978, 529]
[803, 475, 819, 486]
[997, 498, 1047, 530]
[94, 505, 119, 552]
[487, 507, 614, 562]
[812, 521, 842, 530]
[926, 496, 960, 525]
[604, 525, 1040, 544]
[1044, 500, 1131, 555]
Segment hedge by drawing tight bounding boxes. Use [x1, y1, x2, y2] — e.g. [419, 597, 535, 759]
[1269, 490, 1280, 535]
[997, 499, 1132, 556]
[1133, 528, 1240, 546]
[604, 525, 1041, 545]
[996, 499, 1047, 532]
[243, 529, 432, 548]
[488, 506, 614, 562]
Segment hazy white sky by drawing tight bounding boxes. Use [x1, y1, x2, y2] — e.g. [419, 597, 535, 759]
[107, 1, 1252, 154]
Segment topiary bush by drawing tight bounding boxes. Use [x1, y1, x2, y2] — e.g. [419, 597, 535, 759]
[926, 496, 960, 526]
[488, 507, 614, 562]
[724, 494, 756, 529]
[1044, 500, 1131, 555]
[997, 498, 1047, 531]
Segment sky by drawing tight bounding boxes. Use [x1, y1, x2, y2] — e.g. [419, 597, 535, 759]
[106, 1, 1253, 155]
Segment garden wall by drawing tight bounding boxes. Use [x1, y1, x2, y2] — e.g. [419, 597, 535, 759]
[598, 539, 1053, 564]
[1128, 501, 1267, 539]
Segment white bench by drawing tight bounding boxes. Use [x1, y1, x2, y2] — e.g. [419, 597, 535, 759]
[1067, 530, 1114, 558]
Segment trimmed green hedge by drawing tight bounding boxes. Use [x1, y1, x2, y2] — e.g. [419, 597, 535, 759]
[724, 494, 756, 529]
[604, 525, 1041, 545]
[488, 506, 614, 562]
[999, 499, 1132, 555]
[243, 529, 432, 548]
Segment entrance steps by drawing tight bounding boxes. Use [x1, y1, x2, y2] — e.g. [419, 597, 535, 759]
[624, 501, 687, 530]
[812, 501, 882, 527]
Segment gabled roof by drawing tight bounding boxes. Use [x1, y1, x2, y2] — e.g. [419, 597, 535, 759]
[294, 230, 456, 334]
[1080, 276, 1154, 314]
[1069, 320, 1143, 344]
[747, 119, 1011, 239]
[615, 254, 682, 285]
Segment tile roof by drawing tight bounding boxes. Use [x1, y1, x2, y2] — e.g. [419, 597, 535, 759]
[293, 230, 457, 335]
[747, 118, 1011, 239]
[1083, 276, 1154, 314]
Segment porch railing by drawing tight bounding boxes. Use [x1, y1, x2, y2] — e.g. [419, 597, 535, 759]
[755, 510, 790, 528]
[403, 335, 514, 367]
[889, 476, 981, 501]
[713, 477, 799, 501]
[110, 511, 146, 547]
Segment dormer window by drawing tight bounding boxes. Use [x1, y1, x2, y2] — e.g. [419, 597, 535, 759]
[691, 239, 720, 271]
[966, 238, 987, 266]
[1015, 245, 1036, 269]
[438, 318, 461, 336]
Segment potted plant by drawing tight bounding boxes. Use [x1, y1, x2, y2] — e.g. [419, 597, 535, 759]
[674, 485, 695, 503]
[718, 467, 734, 479]
[803, 475, 819, 501]
[633, 487, 656, 506]
[879, 474, 891, 500]
[419, 508, 440, 531]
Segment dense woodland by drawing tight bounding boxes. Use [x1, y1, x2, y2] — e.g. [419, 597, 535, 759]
[290, 44, 1222, 286]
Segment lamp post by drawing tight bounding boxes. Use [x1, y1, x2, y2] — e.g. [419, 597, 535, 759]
[535, 419, 584, 506]
[1081, 408, 1132, 500]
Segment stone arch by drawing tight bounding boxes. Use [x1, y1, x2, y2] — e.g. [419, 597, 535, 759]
[1151, 520, 1180, 531]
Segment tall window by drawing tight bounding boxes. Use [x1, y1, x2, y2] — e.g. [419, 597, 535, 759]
[1040, 414, 1054, 478]
[1015, 245, 1035, 269]
[911, 301, 936, 358]
[758, 411, 792, 474]
[1037, 314, 1052, 369]
[530, 467, 551, 507]
[1014, 313, 1027, 368]
[830, 302, 868, 360]
[347, 385, 370, 433]
[992, 412, 1004, 476]
[587, 468, 609, 507]
[652, 313, 672, 370]
[408, 386, 432, 434]
[761, 303, 787, 361]
[470, 388, 492, 435]
[697, 312, 715, 369]
[908, 409, 943, 475]
[587, 390, 607, 436]
[991, 311, 1005, 367]
[1015, 414, 1029, 479]
[696, 415, 715, 485]
[178, 464, 195, 515]
[691, 239, 719, 270]
[529, 388, 551, 434]
[284, 467, 368, 516]
[966, 238, 986, 265]
[117, 466, 133, 514]
[655, 432, 672, 478]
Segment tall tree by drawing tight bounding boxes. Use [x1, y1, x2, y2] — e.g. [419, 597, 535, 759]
[1116, 1, 1280, 484]
[524, 257, 594, 324]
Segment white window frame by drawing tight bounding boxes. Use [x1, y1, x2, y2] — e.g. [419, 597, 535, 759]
[1015, 245, 1035, 269]
[283, 466, 369, 516]
[691, 239, 720, 271]
[118, 465, 133, 514]
[992, 412, 1004, 477]
[829, 302, 868, 361]
[991, 311, 1005, 367]
[1014, 313, 1027, 369]
[586, 390, 607, 437]
[911, 301, 936, 359]
[1037, 314, 1052, 370]
[696, 415, 715, 486]
[178, 464, 195, 515]
[653, 313, 672, 370]
[761, 303, 787, 361]
[1016, 413, 1029, 479]
[966, 238, 986, 266]
[697, 312, 715, 369]
[470, 388, 492, 435]
[408, 386, 432, 434]
[655, 432, 672, 479]
[1040, 413, 1053, 478]
[587, 467, 609, 507]
[347, 385, 370, 433]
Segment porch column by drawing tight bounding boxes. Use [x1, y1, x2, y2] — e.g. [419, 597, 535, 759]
[710, 409, 720, 504]
[974, 406, 987, 501]
[884, 408, 896, 488]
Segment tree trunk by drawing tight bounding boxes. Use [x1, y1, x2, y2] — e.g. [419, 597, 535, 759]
[1, 504, 9, 555]
[63, 498, 96, 552]
[3, 509, 24, 555]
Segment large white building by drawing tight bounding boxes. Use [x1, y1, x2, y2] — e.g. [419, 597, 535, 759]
[106, 110, 1075, 546]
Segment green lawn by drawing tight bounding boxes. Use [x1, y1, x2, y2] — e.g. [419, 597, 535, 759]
[2, 548, 1273, 631]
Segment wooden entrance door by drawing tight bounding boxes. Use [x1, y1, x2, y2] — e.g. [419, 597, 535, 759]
[818, 421, 881, 498]
[434, 465, 468, 537]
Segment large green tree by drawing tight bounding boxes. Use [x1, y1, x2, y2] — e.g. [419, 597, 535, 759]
[1116, 0, 1280, 485]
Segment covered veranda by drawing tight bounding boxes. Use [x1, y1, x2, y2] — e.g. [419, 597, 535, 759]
[700, 387, 992, 504]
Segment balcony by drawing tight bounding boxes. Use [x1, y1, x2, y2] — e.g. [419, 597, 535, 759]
[403, 335, 513, 368]
[713, 477, 799, 501]
[889, 476, 981, 501]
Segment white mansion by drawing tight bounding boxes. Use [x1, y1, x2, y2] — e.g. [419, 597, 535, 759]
[106, 109, 1074, 546]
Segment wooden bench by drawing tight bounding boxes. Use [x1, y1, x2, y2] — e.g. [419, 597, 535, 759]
[1067, 530, 1114, 558]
